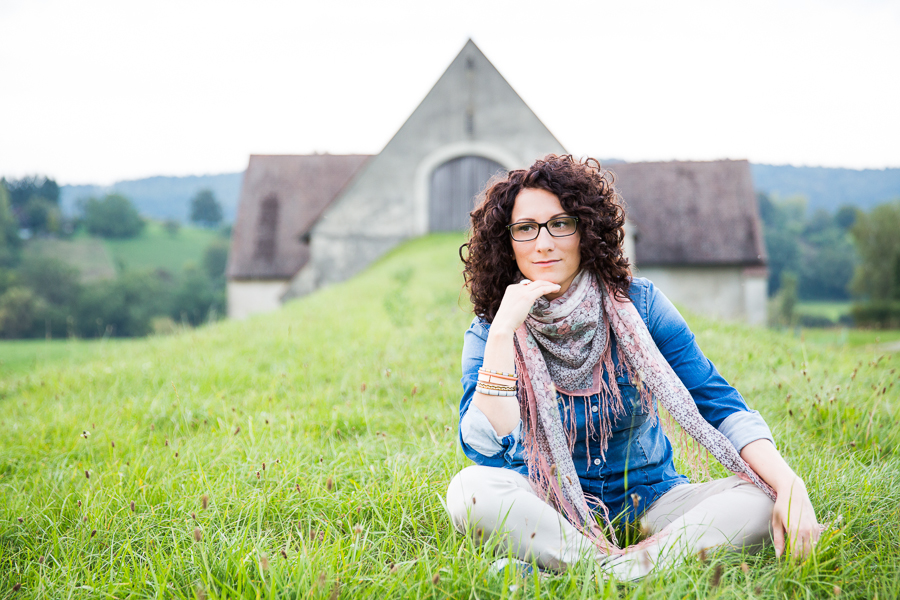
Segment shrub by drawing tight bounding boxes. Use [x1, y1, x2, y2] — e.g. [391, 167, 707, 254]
[82, 194, 145, 238]
[75, 271, 172, 337]
[17, 256, 81, 307]
[796, 314, 836, 328]
[0, 287, 45, 338]
[202, 240, 229, 281]
[851, 301, 900, 329]
[171, 264, 222, 326]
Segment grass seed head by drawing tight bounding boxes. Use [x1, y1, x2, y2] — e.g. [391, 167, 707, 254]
[360, 383, 366, 392]
[202, 494, 209, 509]
[326, 477, 334, 491]
[711, 563, 723, 587]
[698, 547, 708, 563]
[193, 527, 202, 542]
[755, 585, 762, 595]
[85, 470, 90, 479]
[262, 462, 265, 471]
[741, 562, 749, 574]
[352, 523, 363, 535]
[77, 500, 81, 507]
[281, 549, 288, 559]
[38, 556, 44, 564]
[191, 512, 197, 521]
[259, 554, 269, 571]
[834, 585, 841, 596]
[83, 516, 88, 523]
[431, 572, 440, 584]
[12, 583, 21, 592]
[389, 562, 398, 573]
[195, 585, 207, 600]
[111, 441, 115, 447]
[328, 583, 340, 600]
[17, 517, 23, 523]
[91, 529, 97, 538]
[234, 426, 241, 435]
[131, 501, 135, 512]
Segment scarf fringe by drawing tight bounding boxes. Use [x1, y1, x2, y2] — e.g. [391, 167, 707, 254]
[513, 273, 776, 555]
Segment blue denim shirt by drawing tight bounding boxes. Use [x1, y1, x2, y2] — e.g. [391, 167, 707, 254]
[457, 277, 775, 523]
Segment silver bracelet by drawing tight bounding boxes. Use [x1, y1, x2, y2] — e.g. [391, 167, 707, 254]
[475, 386, 518, 397]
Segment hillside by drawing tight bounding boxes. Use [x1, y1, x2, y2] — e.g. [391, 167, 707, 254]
[25, 222, 223, 279]
[750, 164, 900, 213]
[60, 172, 243, 223]
[1, 234, 898, 598]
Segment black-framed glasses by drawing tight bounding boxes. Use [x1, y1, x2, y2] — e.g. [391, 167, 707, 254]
[507, 217, 579, 242]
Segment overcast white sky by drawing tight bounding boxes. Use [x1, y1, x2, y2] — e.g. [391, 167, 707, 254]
[1, 0, 898, 185]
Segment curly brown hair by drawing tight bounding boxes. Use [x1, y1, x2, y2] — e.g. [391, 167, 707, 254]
[460, 154, 631, 322]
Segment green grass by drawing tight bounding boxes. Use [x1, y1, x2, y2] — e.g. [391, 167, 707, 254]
[1, 233, 899, 599]
[102, 221, 222, 273]
[0, 339, 132, 379]
[796, 301, 852, 322]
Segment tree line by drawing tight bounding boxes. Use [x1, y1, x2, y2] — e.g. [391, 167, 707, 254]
[760, 192, 900, 328]
[0, 176, 230, 339]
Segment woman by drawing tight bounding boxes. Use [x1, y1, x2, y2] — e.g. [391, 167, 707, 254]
[446, 155, 820, 579]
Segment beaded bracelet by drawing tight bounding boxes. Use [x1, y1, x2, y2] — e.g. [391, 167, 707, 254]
[475, 387, 518, 397]
[475, 381, 517, 392]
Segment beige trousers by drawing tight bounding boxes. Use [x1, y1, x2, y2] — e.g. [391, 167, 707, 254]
[446, 465, 774, 579]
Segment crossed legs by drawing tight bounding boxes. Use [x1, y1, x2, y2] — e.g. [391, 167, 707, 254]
[446, 465, 775, 577]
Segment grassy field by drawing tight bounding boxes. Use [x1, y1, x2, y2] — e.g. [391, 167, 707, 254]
[1, 234, 898, 599]
[23, 223, 223, 279]
[102, 221, 223, 273]
[796, 301, 852, 322]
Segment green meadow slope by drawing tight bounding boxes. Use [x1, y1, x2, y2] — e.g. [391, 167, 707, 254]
[1, 234, 898, 599]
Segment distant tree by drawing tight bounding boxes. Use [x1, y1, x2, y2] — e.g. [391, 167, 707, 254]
[0, 287, 45, 338]
[0, 184, 22, 267]
[82, 194, 145, 238]
[202, 240, 229, 281]
[1, 175, 60, 209]
[850, 200, 900, 301]
[18, 256, 81, 307]
[834, 205, 860, 231]
[163, 218, 180, 237]
[190, 189, 223, 228]
[774, 272, 798, 327]
[170, 264, 223, 326]
[0, 175, 61, 234]
[20, 196, 61, 233]
[75, 271, 172, 337]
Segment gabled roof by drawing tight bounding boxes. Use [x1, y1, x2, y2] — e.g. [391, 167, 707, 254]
[608, 159, 766, 267]
[227, 154, 370, 279]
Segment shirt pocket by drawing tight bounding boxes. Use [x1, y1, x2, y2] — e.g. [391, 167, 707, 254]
[607, 377, 650, 434]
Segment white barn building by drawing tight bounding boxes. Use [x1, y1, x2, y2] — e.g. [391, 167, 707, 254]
[226, 40, 767, 324]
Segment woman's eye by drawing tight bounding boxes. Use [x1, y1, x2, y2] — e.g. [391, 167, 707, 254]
[516, 224, 536, 233]
[550, 219, 568, 229]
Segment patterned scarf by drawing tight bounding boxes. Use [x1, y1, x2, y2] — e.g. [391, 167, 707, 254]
[513, 271, 775, 553]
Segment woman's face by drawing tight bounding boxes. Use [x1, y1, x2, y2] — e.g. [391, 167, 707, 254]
[510, 187, 581, 301]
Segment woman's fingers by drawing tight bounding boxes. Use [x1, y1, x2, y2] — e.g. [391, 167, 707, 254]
[772, 514, 786, 558]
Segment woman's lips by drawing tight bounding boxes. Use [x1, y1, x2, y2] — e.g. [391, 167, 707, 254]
[533, 260, 560, 266]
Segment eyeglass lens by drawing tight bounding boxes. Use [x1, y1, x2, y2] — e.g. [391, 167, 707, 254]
[509, 217, 577, 241]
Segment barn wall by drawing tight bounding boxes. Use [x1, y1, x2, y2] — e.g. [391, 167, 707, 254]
[286, 40, 565, 299]
[227, 280, 289, 320]
[635, 266, 768, 325]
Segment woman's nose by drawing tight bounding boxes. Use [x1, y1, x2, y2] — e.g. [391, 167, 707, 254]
[534, 225, 556, 250]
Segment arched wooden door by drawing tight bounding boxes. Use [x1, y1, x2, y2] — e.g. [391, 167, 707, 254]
[429, 155, 505, 231]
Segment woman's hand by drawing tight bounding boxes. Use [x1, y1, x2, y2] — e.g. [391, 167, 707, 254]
[490, 279, 562, 336]
[740, 439, 820, 559]
[771, 477, 820, 559]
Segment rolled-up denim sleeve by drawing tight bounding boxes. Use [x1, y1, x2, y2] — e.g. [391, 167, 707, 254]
[636, 278, 776, 452]
[458, 318, 523, 466]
